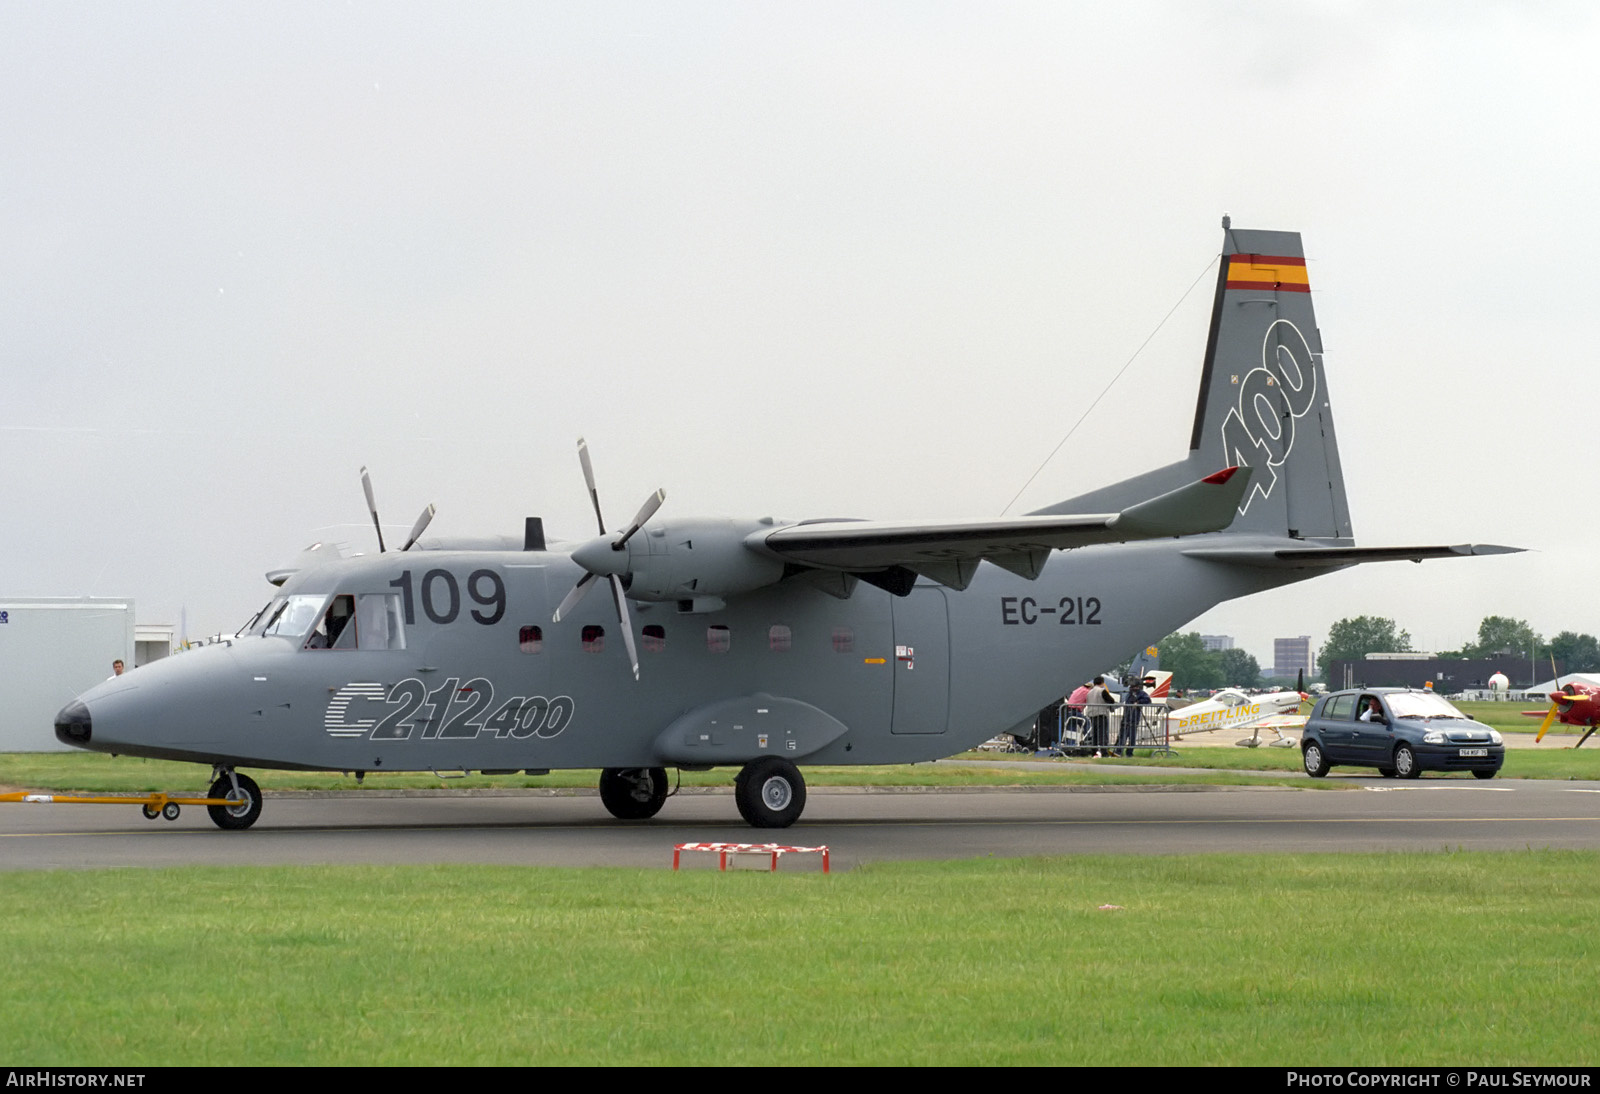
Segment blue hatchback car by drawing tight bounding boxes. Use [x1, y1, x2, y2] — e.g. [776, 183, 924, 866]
[1300, 688, 1504, 779]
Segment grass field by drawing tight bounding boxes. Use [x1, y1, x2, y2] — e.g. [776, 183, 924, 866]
[3, 853, 1596, 1066]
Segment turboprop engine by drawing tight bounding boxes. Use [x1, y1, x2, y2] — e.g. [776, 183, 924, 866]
[571, 517, 787, 602]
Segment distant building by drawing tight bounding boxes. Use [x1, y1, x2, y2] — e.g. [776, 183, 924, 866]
[0, 597, 134, 751]
[1274, 636, 1314, 680]
[1200, 635, 1234, 652]
[1324, 655, 1554, 692]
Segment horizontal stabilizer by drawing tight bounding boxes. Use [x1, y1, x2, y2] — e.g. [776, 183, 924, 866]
[1182, 543, 1523, 569]
[755, 466, 1252, 584]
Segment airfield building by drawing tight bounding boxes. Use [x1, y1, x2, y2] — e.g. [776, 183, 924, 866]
[1323, 654, 1559, 692]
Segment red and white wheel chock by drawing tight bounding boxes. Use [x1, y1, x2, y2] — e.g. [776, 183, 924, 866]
[673, 841, 829, 873]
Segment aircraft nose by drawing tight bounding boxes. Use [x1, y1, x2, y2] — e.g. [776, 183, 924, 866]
[55, 699, 92, 746]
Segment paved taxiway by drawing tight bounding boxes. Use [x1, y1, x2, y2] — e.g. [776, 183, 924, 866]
[4, 776, 1600, 870]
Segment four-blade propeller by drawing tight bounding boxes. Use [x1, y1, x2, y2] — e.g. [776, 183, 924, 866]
[360, 466, 436, 553]
[551, 438, 665, 680]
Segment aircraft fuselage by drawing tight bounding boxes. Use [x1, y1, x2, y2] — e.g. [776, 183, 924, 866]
[66, 536, 1298, 774]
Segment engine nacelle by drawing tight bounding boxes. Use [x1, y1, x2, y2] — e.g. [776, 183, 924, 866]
[621, 517, 787, 602]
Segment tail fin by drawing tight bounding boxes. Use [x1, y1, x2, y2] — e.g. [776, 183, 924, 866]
[1034, 225, 1353, 542]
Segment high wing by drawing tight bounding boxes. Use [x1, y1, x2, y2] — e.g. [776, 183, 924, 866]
[754, 465, 1253, 590]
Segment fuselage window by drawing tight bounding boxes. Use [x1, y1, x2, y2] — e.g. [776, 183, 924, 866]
[832, 626, 854, 653]
[769, 625, 792, 652]
[520, 625, 543, 654]
[582, 625, 605, 653]
[707, 624, 731, 653]
[642, 624, 666, 652]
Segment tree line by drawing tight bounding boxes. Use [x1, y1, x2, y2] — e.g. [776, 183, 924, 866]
[1319, 615, 1600, 672]
[1139, 616, 1600, 692]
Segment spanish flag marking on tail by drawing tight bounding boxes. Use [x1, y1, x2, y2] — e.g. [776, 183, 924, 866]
[1225, 253, 1310, 293]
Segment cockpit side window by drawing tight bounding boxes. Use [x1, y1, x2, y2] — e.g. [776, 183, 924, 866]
[355, 593, 406, 650]
[299, 594, 407, 651]
[305, 595, 355, 650]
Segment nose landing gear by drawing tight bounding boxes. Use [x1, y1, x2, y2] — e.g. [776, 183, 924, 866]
[207, 768, 263, 830]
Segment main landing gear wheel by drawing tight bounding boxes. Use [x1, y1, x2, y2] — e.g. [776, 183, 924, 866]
[598, 767, 669, 820]
[734, 757, 806, 829]
[207, 772, 262, 830]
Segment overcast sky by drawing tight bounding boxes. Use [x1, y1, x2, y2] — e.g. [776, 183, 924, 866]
[3, 1, 1594, 667]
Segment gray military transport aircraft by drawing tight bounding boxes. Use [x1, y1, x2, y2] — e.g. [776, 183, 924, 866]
[54, 224, 1516, 830]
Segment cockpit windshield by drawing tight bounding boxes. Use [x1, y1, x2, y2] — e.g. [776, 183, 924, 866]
[260, 595, 329, 640]
[239, 597, 287, 637]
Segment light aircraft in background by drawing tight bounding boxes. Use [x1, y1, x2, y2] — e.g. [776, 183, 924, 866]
[1165, 688, 1307, 748]
[54, 223, 1518, 830]
[1529, 670, 1600, 748]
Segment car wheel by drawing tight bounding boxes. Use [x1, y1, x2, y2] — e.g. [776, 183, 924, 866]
[1303, 740, 1330, 778]
[1378, 767, 1397, 779]
[1473, 769, 1496, 780]
[1394, 744, 1420, 780]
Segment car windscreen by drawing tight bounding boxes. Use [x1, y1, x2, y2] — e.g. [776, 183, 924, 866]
[1385, 693, 1467, 720]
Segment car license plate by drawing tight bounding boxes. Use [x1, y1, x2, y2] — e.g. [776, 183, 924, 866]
[1459, 748, 1488, 757]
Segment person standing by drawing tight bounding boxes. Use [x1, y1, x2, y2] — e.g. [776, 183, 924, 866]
[1085, 676, 1114, 754]
[1116, 677, 1150, 756]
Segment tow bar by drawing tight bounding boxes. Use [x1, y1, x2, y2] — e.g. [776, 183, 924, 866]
[0, 790, 244, 822]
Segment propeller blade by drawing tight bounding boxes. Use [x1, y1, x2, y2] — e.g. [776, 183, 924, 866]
[1536, 703, 1560, 742]
[610, 574, 640, 681]
[399, 503, 436, 552]
[616, 488, 666, 548]
[577, 437, 606, 535]
[360, 466, 386, 553]
[552, 572, 597, 623]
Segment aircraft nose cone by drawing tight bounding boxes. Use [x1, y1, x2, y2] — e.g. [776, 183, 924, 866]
[55, 700, 92, 746]
[571, 536, 630, 576]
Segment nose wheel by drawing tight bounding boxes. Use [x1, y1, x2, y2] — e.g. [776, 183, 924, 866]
[207, 770, 263, 830]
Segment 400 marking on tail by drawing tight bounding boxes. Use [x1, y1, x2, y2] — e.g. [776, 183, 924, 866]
[325, 679, 575, 742]
[1223, 318, 1319, 514]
